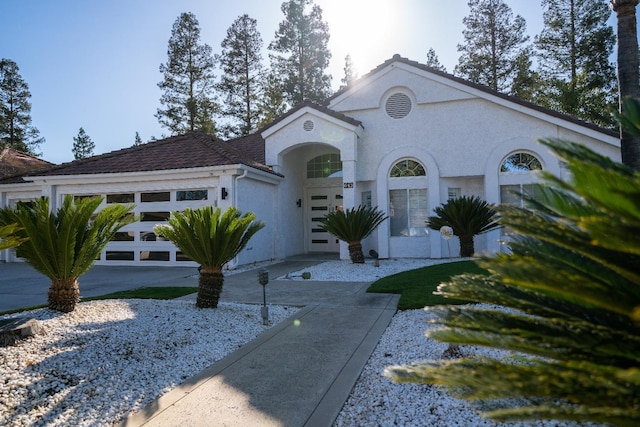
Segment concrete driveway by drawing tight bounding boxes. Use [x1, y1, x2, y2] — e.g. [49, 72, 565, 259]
[0, 263, 199, 312]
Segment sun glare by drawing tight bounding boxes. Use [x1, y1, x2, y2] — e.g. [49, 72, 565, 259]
[318, 0, 401, 77]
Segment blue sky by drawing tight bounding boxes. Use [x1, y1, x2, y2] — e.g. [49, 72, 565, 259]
[0, 1, 616, 164]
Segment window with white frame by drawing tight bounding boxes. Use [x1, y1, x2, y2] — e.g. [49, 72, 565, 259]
[388, 159, 428, 237]
[499, 151, 543, 207]
[447, 187, 461, 200]
[307, 153, 342, 178]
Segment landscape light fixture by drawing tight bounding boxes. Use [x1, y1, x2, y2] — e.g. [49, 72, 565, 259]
[258, 268, 269, 325]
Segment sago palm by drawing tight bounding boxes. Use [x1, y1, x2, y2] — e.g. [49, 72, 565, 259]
[386, 139, 640, 426]
[427, 196, 500, 257]
[0, 195, 135, 312]
[154, 206, 264, 308]
[319, 205, 387, 263]
[0, 223, 26, 250]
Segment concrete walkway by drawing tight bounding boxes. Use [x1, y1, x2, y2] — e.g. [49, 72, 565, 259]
[124, 258, 400, 427]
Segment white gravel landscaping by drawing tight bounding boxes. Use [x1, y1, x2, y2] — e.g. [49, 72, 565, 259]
[1, 259, 598, 426]
[0, 300, 297, 426]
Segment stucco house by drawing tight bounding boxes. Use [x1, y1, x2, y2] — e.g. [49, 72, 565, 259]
[0, 55, 620, 266]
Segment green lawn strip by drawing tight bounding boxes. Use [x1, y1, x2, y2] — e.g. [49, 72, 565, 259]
[0, 287, 199, 316]
[367, 260, 489, 310]
[84, 287, 199, 301]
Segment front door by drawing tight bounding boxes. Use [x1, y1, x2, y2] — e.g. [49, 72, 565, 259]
[308, 187, 343, 252]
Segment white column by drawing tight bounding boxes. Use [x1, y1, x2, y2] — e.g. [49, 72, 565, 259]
[41, 184, 58, 211]
[340, 159, 357, 260]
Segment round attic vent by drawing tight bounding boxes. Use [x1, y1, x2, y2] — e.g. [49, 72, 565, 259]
[385, 92, 412, 119]
[303, 120, 315, 131]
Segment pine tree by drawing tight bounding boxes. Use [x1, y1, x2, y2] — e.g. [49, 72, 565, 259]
[535, 0, 617, 128]
[156, 12, 218, 135]
[72, 127, 94, 160]
[269, 0, 332, 105]
[0, 58, 44, 156]
[455, 0, 529, 93]
[257, 71, 288, 128]
[341, 54, 358, 87]
[425, 48, 447, 72]
[217, 14, 265, 139]
[510, 47, 543, 102]
[133, 131, 143, 147]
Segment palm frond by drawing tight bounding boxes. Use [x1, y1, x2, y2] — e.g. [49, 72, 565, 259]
[0, 223, 27, 250]
[319, 205, 387, 243]
[427, 195, 500, 236]
[154, 206, 264, 269]
[0, 195, 135, 280]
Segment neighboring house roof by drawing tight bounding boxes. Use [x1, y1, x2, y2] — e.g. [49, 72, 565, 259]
[26, 132, 278, 178]
[0, 147, 54, 180]
[326, 54, 618, 138]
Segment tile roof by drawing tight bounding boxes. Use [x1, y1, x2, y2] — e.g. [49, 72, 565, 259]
[0, 147, 54, 180]
[27, 132, 278, 178]
[326, 54, 618, 138]
[227, 132, 266, 164]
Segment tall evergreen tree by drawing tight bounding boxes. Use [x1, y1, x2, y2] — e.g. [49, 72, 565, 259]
[341, 54, 358, 87]
[510, 47, 543, 102]
[455, 0, 529, 93]
[156, 12, 218, 135]
[72, 127, 94, 160]
[217, 14, 265, 139]
[133, 131, 143, 147]
[257, 71, 288, 128]
[269, 0, 332, 105]
[535, 0, 617, 128]
[0, 59, 44, 156]
[425, 48, 447, 72]
[611, 0, 640, 171]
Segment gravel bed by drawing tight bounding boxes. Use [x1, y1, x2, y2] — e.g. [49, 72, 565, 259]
[1, 259, 599, 426]
[279, 258, 465, 281]
[334, 306, 596, 427]
[0, 300, 297, 426]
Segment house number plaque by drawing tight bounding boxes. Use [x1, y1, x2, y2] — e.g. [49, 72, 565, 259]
[343, 182, 354, 188]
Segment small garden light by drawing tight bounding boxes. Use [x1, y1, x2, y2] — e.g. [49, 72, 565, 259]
[258, 268, 269, 325]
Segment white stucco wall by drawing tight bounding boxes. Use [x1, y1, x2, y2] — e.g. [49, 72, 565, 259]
[327, 63, 619, 258]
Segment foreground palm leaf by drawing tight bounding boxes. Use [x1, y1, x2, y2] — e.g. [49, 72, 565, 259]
[0, 195, 135, 312]
[386, 139, 640, 426]
[0, 223, 26, 250]
[154, 206, 264, 308]
[427, 196, 500, 257]
[319, 205, 387, 263]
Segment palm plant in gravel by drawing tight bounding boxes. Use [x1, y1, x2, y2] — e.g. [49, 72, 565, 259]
[154, 206, 264, 308]
[427, 195, 500, 257]
[386, 139, 640, 426]
[319, 205, 387, 263]
[0, 195, 135, 312]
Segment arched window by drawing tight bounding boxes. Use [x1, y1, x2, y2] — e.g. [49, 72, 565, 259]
[307, 153, 342, 178]
[500, 152, 542, 172]
[499, 152, 543, 207]
[389, 159, 426, 177]
[388, 159, 428, 237]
